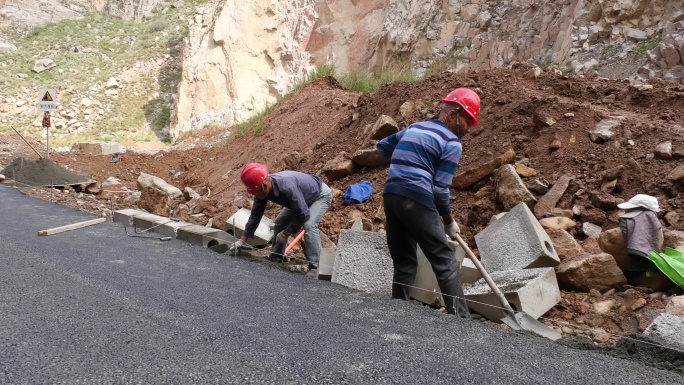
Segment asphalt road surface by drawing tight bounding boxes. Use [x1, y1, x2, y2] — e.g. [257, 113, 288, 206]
[1, 184, 682, 384]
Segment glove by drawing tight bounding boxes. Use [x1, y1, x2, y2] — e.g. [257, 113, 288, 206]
[446, 238, 466, 263]
[229, 239, 247, 253]
[444, 221, 460, 240]
[275, 230, 289, 244]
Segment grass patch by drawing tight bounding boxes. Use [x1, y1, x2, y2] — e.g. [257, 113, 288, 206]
[632, 36, 660, 59]
[1, 1, 206, 144]
[337, 62, 416, 93]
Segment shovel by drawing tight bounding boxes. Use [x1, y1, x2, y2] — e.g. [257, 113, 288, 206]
[453, 234, 561, 341]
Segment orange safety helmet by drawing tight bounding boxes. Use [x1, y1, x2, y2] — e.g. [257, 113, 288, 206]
[240, 163, 269, 194]
[441, 88, 481, 126]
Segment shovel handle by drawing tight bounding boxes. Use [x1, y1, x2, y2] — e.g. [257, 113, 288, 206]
[453, 234, 517, 315]
[285, 229, 306, 254]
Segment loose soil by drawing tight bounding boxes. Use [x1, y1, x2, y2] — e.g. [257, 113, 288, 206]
[3, 66, 684, 363]
[1, 157, 91, 186]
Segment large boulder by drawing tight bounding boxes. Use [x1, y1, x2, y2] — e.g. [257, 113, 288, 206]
[555, 253, 627, 292]
[598, 228, 629, 270]
[137, 172, 183, 198]
[366, 115, 400, 140]
[321, 152, 357, 182]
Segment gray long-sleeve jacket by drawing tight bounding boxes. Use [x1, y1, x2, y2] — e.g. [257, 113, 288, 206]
[618, 209, 661, 258]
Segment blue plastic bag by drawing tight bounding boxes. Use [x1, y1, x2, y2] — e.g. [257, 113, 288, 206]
[343, 180, 373, 205]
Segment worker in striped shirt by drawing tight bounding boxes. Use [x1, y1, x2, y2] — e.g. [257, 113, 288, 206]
[376, 88, 481, 318]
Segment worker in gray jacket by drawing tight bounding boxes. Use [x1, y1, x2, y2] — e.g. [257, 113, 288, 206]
[230, 163, 333, 278]
[618, 194, 663, 284]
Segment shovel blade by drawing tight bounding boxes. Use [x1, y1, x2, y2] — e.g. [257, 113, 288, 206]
[513, 312, 562, 341]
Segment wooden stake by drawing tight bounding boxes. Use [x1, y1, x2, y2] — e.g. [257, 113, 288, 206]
[37, 218, 106, 236]
[11, 126, 43, 159]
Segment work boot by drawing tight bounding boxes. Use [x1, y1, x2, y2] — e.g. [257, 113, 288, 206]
[266, 253, 283, 263]
[306, 268, 318, 279]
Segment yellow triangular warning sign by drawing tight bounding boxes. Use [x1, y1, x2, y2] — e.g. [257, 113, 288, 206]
[42, 91, 53, 102]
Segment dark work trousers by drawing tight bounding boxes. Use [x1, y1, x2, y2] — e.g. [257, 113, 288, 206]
[383, 193, 471, 319]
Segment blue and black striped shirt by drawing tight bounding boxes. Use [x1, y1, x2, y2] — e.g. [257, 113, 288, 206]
[377, 119, 462, 215]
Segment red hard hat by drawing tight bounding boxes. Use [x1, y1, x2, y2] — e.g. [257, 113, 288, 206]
[240, 163, 269, 194]
[441, 88, 481, 126]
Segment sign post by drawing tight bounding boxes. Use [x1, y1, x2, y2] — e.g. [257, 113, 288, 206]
[38, 88, 56, 158]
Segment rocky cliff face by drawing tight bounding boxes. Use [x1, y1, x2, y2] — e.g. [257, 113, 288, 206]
[172, 0, 684, 141]
[0, 0, 162, 38]
[2, 0, 683, 141]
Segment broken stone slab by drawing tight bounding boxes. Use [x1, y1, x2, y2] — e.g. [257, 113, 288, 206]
[176, 224, 223, 248]
[495, 164, 537, 211]
[318, 247, 337, 279]
[224, 208, 274, 246]
[137, 172, 183, 198]
[464, 268, 561, 322]
[72, 142, 123, 156]
[534, 174, 574, 219]
[112, 208, 149, 227]
[643, 313, 684, 352]
[589, 116, 624, 143]
[475, 202, 560, 272]
[555, 253, 627, 292]
[331, 230, 393, 296]
[451, 148, 515, 189]
[410, 243, 481, 307]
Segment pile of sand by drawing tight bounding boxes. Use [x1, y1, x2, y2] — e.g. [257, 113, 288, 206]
[1, 157, 90, 186]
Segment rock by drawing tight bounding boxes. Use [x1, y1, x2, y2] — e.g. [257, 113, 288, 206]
[581, 208, 607, 226]
[627, 158, 641, 173]
[321, 152, 357, 182]
[598, 228, 629, 270]
[550, 208, 574, 218]
[556, 253, 627, 292]
[582, 222, 603, 239]
[600, 179, 617, 194]
[550, 139, 562, 151]
[667, 165, 684, 181]
[351, 149, 386, 168]
[138, 186, 177, 217]
[525, 178, 549, 195]
[590, 191, 618, 210]
[106, 77, 120, 89]
[533, 113, 556, 128]
[0, 42, 17, 54]
[589, 117, 624, 143]
[590, 328, 611, 343]
[137, 172, 183, 198]
[664, 229, 684, 252]
[665, 296, 684, 317]
[524, 66, 542, 79]
[545, 228, 584, 261]
[630, 298, 647, 311]
[452, 148, 515, 189]
[626, 28, 648, 41]
[367, 115, 399, 140]
[348, 217, 372, 231]
[534, 174, 574, 218]
[85, 181, 101, 194]
[593, 300, 615, 315]
[283, 151, 302, 168]
[32, 58, 56, 73]
[539, 217, 576, 231]
[515, 163, 537, 177]
[665, 211, 680, 226]
[494, 164, 537, 211]
[659, 42, 681, 69]
[398, 101, 416, 118]
[0, 174, 5, 182]
[183, 187, 202, 201]
[601, 166, 624, 182]
[654, 141, 673, 160]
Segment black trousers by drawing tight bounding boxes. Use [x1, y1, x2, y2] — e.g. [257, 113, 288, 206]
[383, 193, 470, 318]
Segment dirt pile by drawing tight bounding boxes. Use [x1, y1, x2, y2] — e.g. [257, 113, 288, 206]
[11, 65, 684, 346]
[1, 157, 91, 186]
